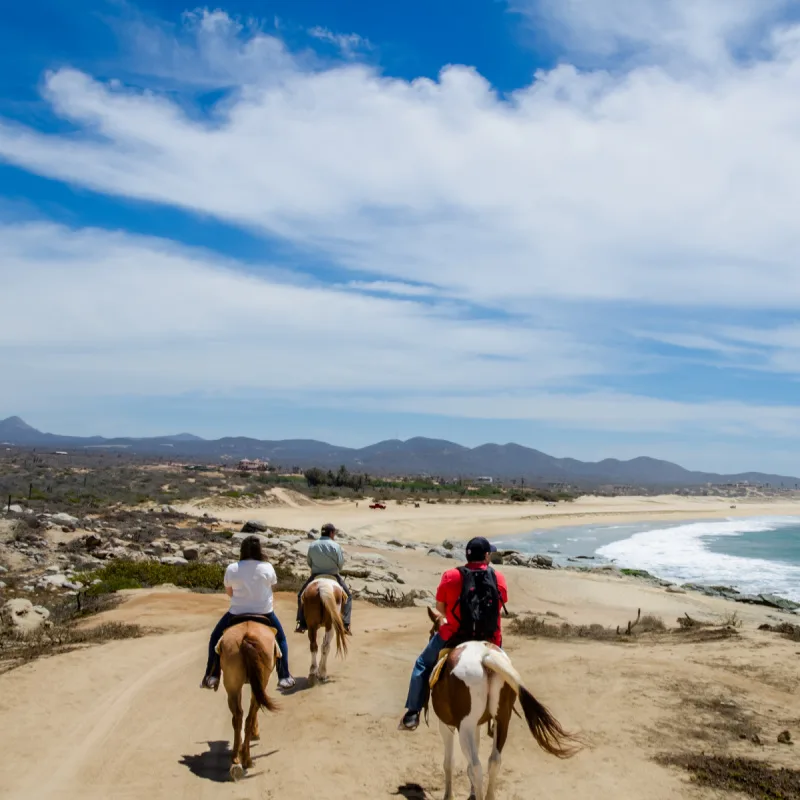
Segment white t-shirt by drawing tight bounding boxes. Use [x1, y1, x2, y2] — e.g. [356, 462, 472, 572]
[224, 560, 277, 615]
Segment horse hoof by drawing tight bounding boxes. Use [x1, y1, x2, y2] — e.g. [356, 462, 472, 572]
[251, 733, 260, 742]
[318, 675, 330, 684]
[308, 674, 317, 686]
[230, 764, 244, 782]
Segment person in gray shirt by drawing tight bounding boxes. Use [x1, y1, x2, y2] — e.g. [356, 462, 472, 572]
[295, 522, 353, 635]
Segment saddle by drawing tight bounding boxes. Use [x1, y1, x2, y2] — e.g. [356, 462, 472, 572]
[428, 648, 454, 690]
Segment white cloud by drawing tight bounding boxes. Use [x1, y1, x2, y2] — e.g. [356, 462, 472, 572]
[516, 0, 793, 65]
[0, 221, 607, 399]
[4, 14, 800, 314]
[2, 222, 800, 444]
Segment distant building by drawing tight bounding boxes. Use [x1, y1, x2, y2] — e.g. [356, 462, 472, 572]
[237, 458, 270, 472]
[474, 476, 493, 485]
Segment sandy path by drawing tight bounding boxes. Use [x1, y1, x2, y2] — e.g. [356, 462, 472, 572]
[1, 584, 797, 800]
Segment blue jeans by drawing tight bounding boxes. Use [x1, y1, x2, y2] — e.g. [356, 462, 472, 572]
[205, 611, 290, 681]
[405, 633, 446, 713]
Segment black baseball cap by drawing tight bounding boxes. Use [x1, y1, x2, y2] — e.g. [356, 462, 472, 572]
[321, 522, 337, 535]
[466, 536, 497, 562]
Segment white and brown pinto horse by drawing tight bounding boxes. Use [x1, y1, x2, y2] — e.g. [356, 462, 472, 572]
[425, 608, 578, 800]
[299, 577, 348, 684]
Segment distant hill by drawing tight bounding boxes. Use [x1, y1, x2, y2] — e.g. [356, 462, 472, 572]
[1, 416, 797, 488]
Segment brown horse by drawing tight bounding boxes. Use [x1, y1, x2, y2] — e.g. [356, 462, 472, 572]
[425, 608, 579, 800]
[299, 577, 348, 684]
[217, 621, 280, 781]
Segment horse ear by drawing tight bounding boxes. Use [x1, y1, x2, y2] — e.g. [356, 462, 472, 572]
[427, 605, 437, 622]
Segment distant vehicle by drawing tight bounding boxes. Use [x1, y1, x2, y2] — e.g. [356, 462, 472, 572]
[369, 502, 386, 510]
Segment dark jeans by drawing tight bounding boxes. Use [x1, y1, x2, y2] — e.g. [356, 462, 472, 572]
[296, 574, 352, 628]
[205, 611, 290, 681]
[405, 633, 446, 713]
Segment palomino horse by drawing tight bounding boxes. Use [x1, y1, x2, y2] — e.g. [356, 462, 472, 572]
[425, 608, 578, 800]
[218, 621, 280, 781]
[299, 577, 348, 684]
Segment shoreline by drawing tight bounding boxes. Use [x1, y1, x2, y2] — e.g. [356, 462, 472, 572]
[181, 492, 800, 614]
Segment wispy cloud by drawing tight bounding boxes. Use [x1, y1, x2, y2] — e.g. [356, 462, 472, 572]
[308, 26, 371, 58]
[513, 0, 795, 66]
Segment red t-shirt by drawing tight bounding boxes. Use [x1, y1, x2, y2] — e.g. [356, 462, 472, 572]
[435, 563, 509, 646]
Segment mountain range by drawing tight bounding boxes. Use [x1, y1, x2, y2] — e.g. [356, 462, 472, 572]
[1, 416, 797, 488]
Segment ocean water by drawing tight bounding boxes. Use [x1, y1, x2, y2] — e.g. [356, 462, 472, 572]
[495, 516, 800, 601]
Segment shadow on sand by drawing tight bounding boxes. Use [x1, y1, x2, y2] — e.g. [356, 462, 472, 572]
[180, 740, 278, 783]
[394, 784, 432, 799]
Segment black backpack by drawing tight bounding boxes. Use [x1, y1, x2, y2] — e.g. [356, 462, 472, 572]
[452, 566, 501, 644]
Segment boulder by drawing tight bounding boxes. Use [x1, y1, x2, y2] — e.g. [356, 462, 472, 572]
[182, 546, 200, 561]
[160, 556, 189, 566]
[2, 598, 50, 633]
[241, 520, 268, 533]
[427, 547, 455, 559]
[7, 504, 23, 514]
[83, 533, 103, 551]
[51, 512, 80, 528]
[532, 555, 554, 568]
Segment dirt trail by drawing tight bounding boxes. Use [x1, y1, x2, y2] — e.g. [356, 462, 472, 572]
[0, 590, 797, 799]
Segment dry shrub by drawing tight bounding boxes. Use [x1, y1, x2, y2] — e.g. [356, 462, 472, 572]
[657, 754, 800, 799]
[0, 621, 144, 673]
[759, 621, 800, 642]
[364, 588, 425, 608]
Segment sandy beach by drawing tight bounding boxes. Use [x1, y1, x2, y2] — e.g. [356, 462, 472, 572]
[181, 490, 800, 545]
[1, 492, 798, 799]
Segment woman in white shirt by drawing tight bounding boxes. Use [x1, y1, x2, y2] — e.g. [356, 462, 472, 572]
[201, 535, 295, 690]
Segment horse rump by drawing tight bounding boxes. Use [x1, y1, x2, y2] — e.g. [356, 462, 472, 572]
[318, 581, 348, 657]
[239, 633, 279, 712]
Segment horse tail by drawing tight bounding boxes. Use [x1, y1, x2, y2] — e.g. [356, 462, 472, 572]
[240, 633, 279, 713]
[319, 581, 348, 658]
[481, 648, 579, 758]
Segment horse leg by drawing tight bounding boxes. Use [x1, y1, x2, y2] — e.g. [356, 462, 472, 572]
[308, 626, 319, 685]
[318, 625, 334, 682]
[242, 693, 259, 770]
[459, 719, 483, 800]
[439, 720, 455, 800]
[228, 689, 245, 782]
[486, 687, 514, 800]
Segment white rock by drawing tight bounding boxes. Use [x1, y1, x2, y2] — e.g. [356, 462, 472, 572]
[8, 504, 23, 514]
[160, 556, 189, 566]
[2, 598, 50, 633]
[51, 512, 79, 526]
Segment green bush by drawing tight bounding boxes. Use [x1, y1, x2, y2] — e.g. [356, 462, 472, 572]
[79, 560, 225, 595]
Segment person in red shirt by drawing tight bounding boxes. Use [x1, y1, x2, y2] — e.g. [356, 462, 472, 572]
[398, 537, 509, 732]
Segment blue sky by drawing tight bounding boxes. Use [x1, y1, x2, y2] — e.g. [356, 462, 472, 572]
[3, 0, 800, 474]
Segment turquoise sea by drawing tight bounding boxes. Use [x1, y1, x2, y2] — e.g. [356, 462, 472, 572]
[495, 516, 800, 601]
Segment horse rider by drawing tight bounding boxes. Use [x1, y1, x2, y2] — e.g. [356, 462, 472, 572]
[201, 534, 296, 691]
[398, 536, 508, 731]
[295, 522, 353, 635]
